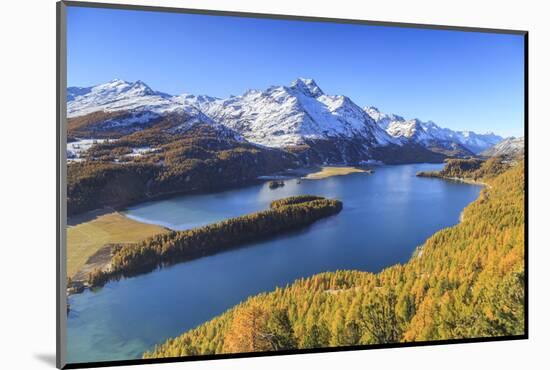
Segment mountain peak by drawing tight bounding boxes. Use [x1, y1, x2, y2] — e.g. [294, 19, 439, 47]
[130, 80, 154, 94]
[102, 78, 131, 88]
[96, 79, 153, 92]
[290, 77, 324, 98]
[365, 106, 405, 127]
[89, 79, 157, 98]
[67, 79, 174, 118]
[133, 79, 147, 86]
[364, 106, 386, 126]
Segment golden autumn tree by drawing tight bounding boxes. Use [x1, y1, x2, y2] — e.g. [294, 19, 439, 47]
[223, 305, 272, 353]
[223, 305, 296, 353]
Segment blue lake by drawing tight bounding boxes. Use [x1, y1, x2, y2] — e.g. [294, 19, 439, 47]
[67, 163, 481, 363]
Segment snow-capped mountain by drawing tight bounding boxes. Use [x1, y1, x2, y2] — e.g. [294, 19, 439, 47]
[68, 78, 415, 164]
[66, 78, 504, 164]
[67, 79, 247, 142]
[68, 78, 398, 148]
[454, 130, 503, 154]
[67, 79, 180, 118]
[188, 78, 398, 149]
[365, 106, 503, 154]
[481, 136, 524, 158]
[67, 79, 232, 137]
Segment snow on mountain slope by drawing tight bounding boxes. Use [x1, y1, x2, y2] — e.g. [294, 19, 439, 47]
[67, 86, 92, 102]
[67, 79, 179, 118]
[388, 119, 432, 144]
[453, 130, 503, 154]
[66, 79, 229, 138]
[68, 78, 408, 163]
[364, 107, 405, 131]
[67, 79, 503, 162]
[192, 78, 398, 148]
[365, 106, 503, 154]
[481, 136, 524, 158]
[365, 107, 445, 147]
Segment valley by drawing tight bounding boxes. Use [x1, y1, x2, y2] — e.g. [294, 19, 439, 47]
[144, 159, 525, 358]
[65, 78, 515, 218]
[64, 77, 524, 364]
[60, 5, 527, 367]
[66, 162, 484, 363]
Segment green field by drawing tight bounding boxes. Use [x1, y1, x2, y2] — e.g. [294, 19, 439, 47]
[67, 212, 168, 278]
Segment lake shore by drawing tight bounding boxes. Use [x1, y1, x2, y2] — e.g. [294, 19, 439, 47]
[416, 172, 488, 187]
[67, 163, 379, 221]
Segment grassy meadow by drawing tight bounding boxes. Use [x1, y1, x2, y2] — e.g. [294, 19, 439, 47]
[67, 212, 168, 278]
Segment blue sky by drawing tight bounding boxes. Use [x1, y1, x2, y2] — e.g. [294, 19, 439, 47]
[67, 6, 525, 137]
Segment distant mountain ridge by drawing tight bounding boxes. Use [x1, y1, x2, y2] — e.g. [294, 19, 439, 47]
[364, 106, 503, 154]
[67, 78, 507, 163]
[481, 136, 524, 158]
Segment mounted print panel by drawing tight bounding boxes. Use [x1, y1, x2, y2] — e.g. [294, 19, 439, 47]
[57, 1, 527, 368]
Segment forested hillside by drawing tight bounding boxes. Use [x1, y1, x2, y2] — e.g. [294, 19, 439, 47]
[144, 161, 524, 358]
[416, 156, 511, 181]
[67, 114, 298, 215]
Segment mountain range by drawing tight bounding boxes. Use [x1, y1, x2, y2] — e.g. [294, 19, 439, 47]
[67, 78, 506, 164]
[481, 136, 524, 158]
[365, 106, 503, 155]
